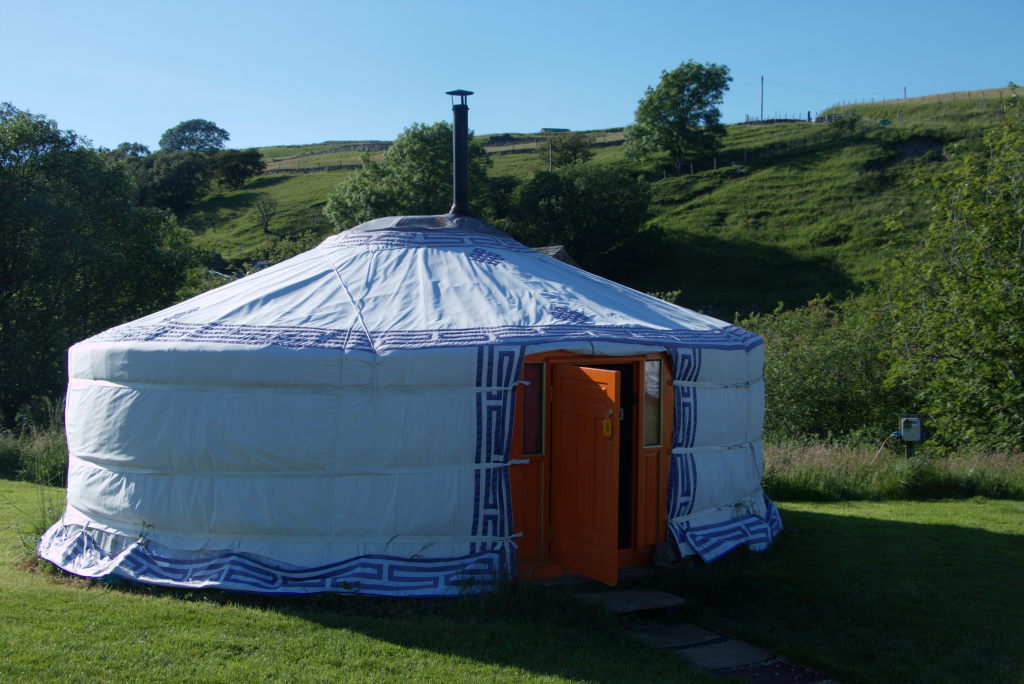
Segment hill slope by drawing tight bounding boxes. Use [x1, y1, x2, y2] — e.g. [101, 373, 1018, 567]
[184, 88, 1014, 311]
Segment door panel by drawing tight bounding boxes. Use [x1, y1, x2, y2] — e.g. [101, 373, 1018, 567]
[551, 365, 620, 585]
[509, 458, 543, 566]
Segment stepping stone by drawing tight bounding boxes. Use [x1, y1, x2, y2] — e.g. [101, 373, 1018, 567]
[575, 590, 686, 619]
[628, 622, 723, 649]
[675, 638, 775, 670]
[721, 658, 835, 683]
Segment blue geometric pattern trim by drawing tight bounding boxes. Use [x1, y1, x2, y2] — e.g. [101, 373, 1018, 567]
[471, 345, 523, 556]
[325, 229, 536, 253]
[667, 347, 702, 520]
[44, 527, 506, 597]
[672, 494, 784, 563]
[468, 248, 504, 265]
[548, 306, 591, 324]
[88, 320, 763, 354]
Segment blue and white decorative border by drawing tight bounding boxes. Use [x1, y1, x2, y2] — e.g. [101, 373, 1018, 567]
[664, 346, 783, 563]
[667, 347, 702, 521]
[86, 320, 763, 354]
[668, 494, 783, 563]
[39, 524, 506, 597]
[324, 228, 536, 253]
[471, 345, 524, 560]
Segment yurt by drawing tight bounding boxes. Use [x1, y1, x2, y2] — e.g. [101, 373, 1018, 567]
[39, 92, 781, 597]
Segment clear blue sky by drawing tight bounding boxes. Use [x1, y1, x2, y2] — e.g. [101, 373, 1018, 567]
[3, 0, 1021, 150]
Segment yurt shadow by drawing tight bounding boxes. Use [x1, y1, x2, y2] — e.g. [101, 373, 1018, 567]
[650, 505, 1024, 683]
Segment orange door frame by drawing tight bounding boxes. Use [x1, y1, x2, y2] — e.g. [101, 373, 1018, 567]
[508, 351, 674, 583]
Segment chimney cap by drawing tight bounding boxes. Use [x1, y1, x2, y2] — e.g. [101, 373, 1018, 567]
[446, 89, 473, 105]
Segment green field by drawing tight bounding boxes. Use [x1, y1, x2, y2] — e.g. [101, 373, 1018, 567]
[3, 478, 1021, 683]
[184, 90, 1012, 308]
[0, 479, 712, 683]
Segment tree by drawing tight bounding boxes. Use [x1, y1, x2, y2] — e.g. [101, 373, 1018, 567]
[251, 195, 279, 238]
[213, 148, 266, 189]
[885, 93, 1024, 451]
[106, 141, 151, 158]
[0, 103, 196, 421]
[536, 131, 595, 168]
[159, 118, 230, 153]
[324, 121, 491, 230]
[123, 149, 214, 214]
[506, 165, 660, 279]
[624, 61, 732, 173]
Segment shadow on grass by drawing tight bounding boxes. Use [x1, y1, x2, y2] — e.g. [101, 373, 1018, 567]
[629, 231, 857, 313]
[91, 576, 711, 682]
[646, 504, 1024, 684]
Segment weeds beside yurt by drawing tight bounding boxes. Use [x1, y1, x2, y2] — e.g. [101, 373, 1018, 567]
[39, 93, 781, 596]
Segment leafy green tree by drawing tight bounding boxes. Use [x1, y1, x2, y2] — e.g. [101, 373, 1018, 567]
[885, 93, 1024, 451]
[741, 296, 908, 441]
[625, 61, 731, 173]
[105, 141, 151, 158]
[324, 121, 490, 229]
[213, 148, 266, 189]
[159, 118, 230, 153]
[537, 131, 595, 168]
[0, 103, 196, 422]
[120, 149, 213, 214]
[507, 165, 660, 279]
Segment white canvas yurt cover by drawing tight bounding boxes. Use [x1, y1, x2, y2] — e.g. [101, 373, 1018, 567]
[39, 213, 782, 596]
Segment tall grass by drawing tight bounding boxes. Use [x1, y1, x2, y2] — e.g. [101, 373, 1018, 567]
[763, 441, 1024, 501]
[0, 398, 68, 554]
[0, 398, 68, 487]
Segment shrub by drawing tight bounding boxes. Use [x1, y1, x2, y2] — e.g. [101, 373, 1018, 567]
[741, 295, 910, 441]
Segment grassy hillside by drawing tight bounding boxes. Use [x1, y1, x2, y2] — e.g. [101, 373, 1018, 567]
[184, 89, 1014, 309]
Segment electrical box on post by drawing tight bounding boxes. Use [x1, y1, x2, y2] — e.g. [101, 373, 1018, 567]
[899, 415, 923, 442]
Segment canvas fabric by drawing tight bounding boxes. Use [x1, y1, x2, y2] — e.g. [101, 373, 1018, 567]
[39, 214, 780, 596]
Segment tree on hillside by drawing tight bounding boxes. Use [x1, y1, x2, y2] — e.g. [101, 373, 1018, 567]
[625, 61, 731, 173]
[213, 148, 266, 189]
[0, 103, 195, 421]
[159, 118, 230, 153]
[324, 121, 491, 230]
[885, 92, 1024, 451]
[106, 141, 151, 158]
[506, 165, 662, 280]
[537, 131, 595, 168]
[251, 195, 279, 238]
[121, 149, 214, 214]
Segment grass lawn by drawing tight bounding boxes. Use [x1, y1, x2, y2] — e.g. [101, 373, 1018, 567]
[643, 498, 1024, 684]
[0, 478, 714, 683]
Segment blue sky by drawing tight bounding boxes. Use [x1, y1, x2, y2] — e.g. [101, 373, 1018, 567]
[2, 0, 1021, 150]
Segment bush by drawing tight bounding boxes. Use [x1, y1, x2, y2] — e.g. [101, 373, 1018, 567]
[0, 397, 68, 486]
[741, 295, 910, 441]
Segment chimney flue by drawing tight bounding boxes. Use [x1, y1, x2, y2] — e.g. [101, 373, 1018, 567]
[446, 89, 473, 216]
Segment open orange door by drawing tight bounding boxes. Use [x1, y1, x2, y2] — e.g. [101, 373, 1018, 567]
[550, 365, 621, 585]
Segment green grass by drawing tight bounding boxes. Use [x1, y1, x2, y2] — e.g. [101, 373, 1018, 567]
[187, 171, 351, 260]
[762, 442, 1024, 502]
[184, 94, 1010, 309]
[0, 479, 715, 682]
[644, 498, 1024, 684]
[6, 481, 1022, 683]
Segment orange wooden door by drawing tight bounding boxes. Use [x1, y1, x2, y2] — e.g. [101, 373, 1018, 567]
[550, 365, 621, 585]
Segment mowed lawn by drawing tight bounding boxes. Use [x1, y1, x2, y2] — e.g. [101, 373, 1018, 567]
[647, 498, 1024, 683]
[0, 479, 713, 683]
[2, 479, 1022, 683]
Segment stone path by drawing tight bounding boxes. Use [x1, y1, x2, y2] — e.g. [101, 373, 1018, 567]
[575, 590, 835, 683]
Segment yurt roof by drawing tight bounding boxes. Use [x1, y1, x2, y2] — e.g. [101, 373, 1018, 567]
[85, 213, 760, 355]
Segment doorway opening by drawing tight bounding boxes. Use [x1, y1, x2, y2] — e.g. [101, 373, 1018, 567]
[508, 352, 672, 585]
